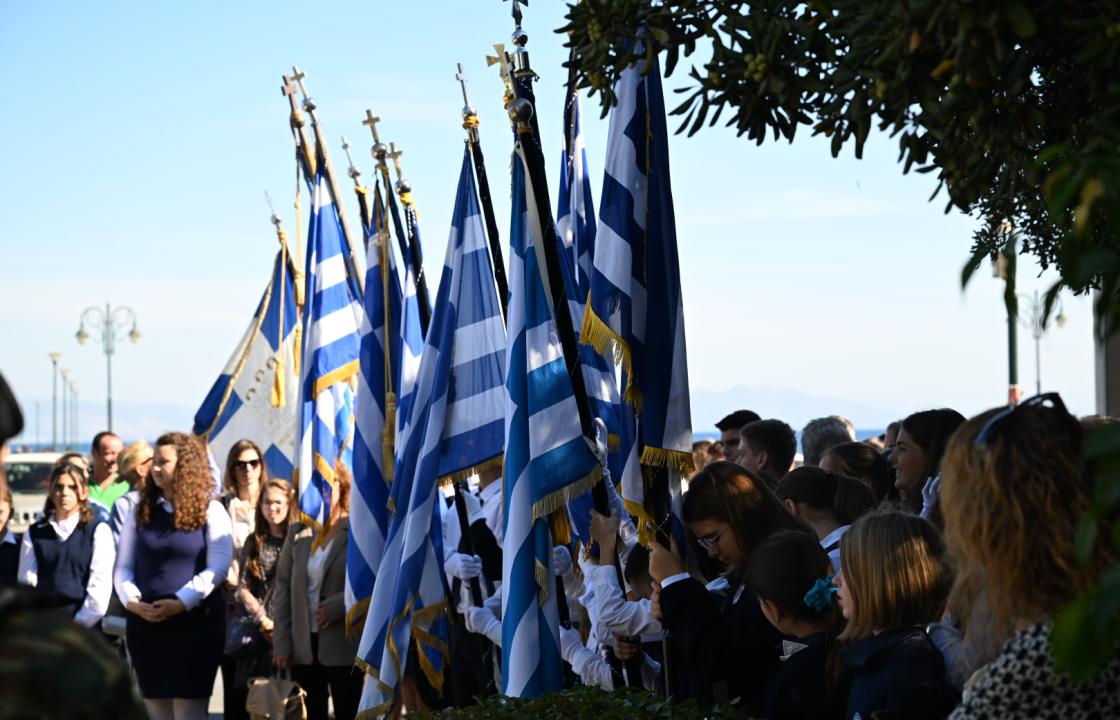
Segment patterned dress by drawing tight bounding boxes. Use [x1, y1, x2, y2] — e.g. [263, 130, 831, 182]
[950, 621, 1120, 720]
[234, 533, 285, 688]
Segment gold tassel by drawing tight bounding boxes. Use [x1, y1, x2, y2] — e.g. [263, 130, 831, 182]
[292, 322, 303, 381]
[551, 508, 572, 546]
[382, 392, 397, 485]
[272, 358, 286, 408]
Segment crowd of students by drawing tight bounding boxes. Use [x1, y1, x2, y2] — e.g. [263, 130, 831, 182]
[1, 393, 1119, 719]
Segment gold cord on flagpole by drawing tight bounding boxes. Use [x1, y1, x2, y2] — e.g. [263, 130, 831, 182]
[377, 183, 397, 485]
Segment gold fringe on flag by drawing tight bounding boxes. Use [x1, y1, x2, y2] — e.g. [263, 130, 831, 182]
[436, 453, 504, 489]
[639, 446, 695, 475]
[345, 597, 370, 641]
[580, 301, 642, 411]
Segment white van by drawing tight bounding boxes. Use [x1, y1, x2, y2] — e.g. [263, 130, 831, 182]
[4, 451, 60, 533]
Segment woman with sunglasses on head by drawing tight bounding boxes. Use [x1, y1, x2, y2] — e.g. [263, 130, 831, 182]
[114, 432, 233, 720]
[218, 440, 268, 720]
[648, 461, 807, 713]
[941, 394, 1120, 719]
[17, 463, 115, 627]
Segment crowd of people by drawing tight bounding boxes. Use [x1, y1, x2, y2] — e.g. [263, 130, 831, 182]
[2, 386, 1120, 720]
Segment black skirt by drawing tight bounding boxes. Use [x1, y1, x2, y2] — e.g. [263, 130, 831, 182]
[127, 591, 225, 699]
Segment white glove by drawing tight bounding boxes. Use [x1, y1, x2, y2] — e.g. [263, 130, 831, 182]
[446, 552, 483, 580]
[464, 605, 492, 635]
[559, 625, 583, 662]
[592, 418, 610, 468]
[458, 488, 485, 525]
[552, 545, 573, 577]
[920, 475, 940, 519]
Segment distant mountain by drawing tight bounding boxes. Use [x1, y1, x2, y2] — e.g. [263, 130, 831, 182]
[691, 385, 899, 436]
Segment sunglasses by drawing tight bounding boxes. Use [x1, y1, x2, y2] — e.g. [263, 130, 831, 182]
[975, 392, 1068, 446]
[234, 459, 261, 470]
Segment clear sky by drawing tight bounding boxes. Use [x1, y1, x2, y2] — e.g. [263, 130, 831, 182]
[0, 1, 1095, 447]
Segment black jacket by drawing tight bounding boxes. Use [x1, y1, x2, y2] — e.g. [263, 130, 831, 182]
[765, 633, 845, 720]
[660, 573, 783, 713]
[841, 626, 958, 720]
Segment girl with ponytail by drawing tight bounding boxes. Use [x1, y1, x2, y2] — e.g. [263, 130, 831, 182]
[775, 467, 875, 572]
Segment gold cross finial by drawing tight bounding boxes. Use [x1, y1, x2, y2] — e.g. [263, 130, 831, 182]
[389, 143, 404, 179]
[362, 110, 382, 144]
[291, 66, 309, 98]
[281, 75, 298, 98]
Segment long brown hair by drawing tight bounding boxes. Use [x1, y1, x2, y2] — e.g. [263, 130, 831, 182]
[941, 401, 1117, 642]
[838, 511, 951, 640]
[44, 464, 94, 525]
[823, 441, 897, 503]
[137, 432, 212, 531]
[776, 466, 876, 526]
[244, 479, 295, 582]
[682, 461, 803, 564]
[223, 439, 270, 497]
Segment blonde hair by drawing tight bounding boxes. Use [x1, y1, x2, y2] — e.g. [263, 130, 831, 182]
[838, 511, 951, 640]
[117, 441, 153, 488]
[941, 404, 1117, 639]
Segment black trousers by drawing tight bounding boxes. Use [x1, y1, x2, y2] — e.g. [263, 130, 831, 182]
[221, 655, 249, 720]
[292, 634, 362, 720]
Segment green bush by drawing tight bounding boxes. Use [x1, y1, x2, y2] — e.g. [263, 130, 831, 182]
[415, 686, 749, 720]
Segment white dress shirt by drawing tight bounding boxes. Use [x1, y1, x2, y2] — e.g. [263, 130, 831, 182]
[2, 530, 17, 546]
[589, 563, 662, 637]
[114, 497, 234, 610]
[819, 524, 849, 574]
[16, 512, 116, 628]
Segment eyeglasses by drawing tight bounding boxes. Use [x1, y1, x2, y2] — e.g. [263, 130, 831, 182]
[234, 459, 261, 470]
[975, 392, 1068, 446]
[696, 527, 725, 551]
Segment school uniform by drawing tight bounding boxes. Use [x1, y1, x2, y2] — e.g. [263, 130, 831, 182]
[0, 529, 21, 579]
[17, 513, 114, 626]
[764, 633, 845, 720]
[659, 571, 784, 713]
[272, 519, 361, 720]
[114, 497, 234, 699]
[842, 625, 958, 720]
[819, 525, 848, 573]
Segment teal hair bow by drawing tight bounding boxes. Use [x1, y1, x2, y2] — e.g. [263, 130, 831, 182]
[803, 574, 838, 612]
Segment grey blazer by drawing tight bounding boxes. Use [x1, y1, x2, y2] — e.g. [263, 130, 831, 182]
[272, 517, 356, 667]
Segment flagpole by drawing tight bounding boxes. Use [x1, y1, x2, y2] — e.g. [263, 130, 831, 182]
[387, 144, 434, 334]
[290, 66, 365, 296]
[340, 136, 373, 239]
[456, 64, 508, 320]
[506, 4, 646, 690]
[361, 114, 433, 334]
[281, 75, 317, 185]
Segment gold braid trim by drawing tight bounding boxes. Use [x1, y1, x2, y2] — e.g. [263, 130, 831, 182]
[273, 233, 289, 409]
[436, 453, 504, 488]
[345, 597, 370, 641]
[353, 657, 395, 720]
[312, 359, 360, 398]
[624, 497, 657, 549]
[639, 446, 695, 475]
[535, 557, 551, 604]
[195, 260, 276, 441]
[580, 303, 642, 411]
[411, 600, 450, 695]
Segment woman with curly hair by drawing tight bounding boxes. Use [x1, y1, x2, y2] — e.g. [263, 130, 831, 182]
[113, 432, 233, 720]
[941, 394, 1120, 720]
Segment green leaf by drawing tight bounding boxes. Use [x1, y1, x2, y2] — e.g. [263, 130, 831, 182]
[961, 242, 992, 290]
[1004, 1, 1037, 39]
[1075, 513, 1098, 566]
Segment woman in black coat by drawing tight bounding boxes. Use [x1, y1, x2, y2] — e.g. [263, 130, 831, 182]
[649, 461, 806, 715]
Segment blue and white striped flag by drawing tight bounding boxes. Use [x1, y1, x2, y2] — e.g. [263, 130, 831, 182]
[581, 53, 694, 541]
[502, 142, 602, 698]
[556, 89, 623, 547]
[346, 183, 404, 634]
[295, 164, 365, 540]
[357, 148, 506, 716]
[194, 244, 301, 481]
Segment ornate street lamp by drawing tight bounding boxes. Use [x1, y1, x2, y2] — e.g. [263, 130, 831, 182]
[76, 304, 140, 432]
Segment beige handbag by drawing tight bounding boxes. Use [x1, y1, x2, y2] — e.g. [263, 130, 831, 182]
[246, 672, 307, 720]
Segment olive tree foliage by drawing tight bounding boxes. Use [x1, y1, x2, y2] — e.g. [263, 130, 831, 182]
[560, 0, 1120, 678]
[561, 0, 1120, 327]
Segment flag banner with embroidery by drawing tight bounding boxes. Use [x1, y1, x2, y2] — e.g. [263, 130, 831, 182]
[346, 182, 406, 635]
[581, 53, 694, 542]
[194, 248, 300, 482]
[501, 142, 601, 698]
[356, 148, 506, 717]
[295, 164, 364, 540]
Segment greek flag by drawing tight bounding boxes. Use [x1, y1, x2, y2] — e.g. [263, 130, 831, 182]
[556, 89, 622, 547]
[346, 183, 404, 634]
[357, 148, 506, 716]
[581, 54, 694, 540]
[194, 245, 301, 481]
[295, 165, 365, 540]
[502, 143, 602, 698]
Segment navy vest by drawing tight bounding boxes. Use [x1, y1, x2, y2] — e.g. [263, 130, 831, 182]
[134, 502, 207, 601]
[29, 517, 98, 617]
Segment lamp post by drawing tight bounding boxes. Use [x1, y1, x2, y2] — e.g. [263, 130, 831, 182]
[48, 352, 61, 450]
[60, 369, 70, 450]
[76, 304, 140, 432]
[70, 379, 79, 448]
[1018, 290, 1067, 396]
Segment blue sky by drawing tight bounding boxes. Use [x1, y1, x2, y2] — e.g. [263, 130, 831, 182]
[0, 1, 1095, 446]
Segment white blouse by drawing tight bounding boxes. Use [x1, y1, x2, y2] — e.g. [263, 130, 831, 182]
[113, 497, 233, 610]
[16, 513, 115, 628]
